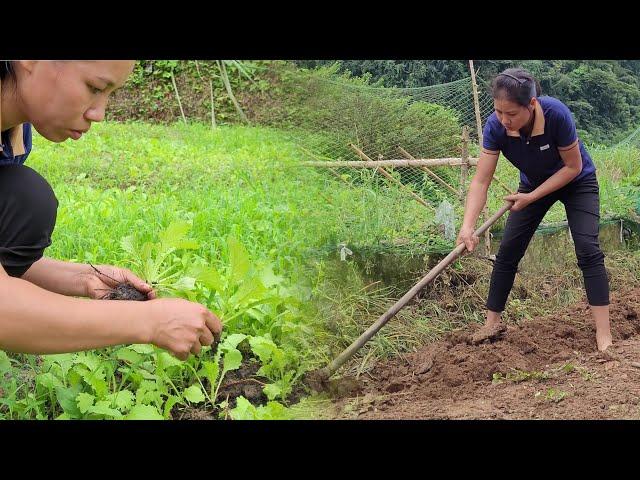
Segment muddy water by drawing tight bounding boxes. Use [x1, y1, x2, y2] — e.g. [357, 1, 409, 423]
[332, 219, 640, 290]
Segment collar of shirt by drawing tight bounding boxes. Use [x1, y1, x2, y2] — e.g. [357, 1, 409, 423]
[505, 99, 545, 139]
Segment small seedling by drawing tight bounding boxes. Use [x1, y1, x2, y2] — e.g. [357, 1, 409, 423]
[492, 369, 549, 384]
[544, 388, 568, 403]
[560, 363, 575, 374]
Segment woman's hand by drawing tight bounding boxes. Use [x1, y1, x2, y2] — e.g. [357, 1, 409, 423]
[503, 192, 533, 212]
[456, 225, 480, 252]
[145, 298, 223, 360]
[81, 265, 156, 300]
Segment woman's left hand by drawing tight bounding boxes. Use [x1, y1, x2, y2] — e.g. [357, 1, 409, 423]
[81, 265, 157, 300]
[503, 192, 534, 212]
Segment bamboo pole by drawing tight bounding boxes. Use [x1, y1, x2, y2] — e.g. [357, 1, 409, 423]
[317, 201, 514, 380]
[217, 60, 248, 124]
[349, 144, 432, 209]
[460, 126, 470, 200]
[303, 158, 479, 168]
[469, 60, 491, 256]
[170, 70, 187, 124]
[397, 146, 458, 196]
[469, 60, 484, 144]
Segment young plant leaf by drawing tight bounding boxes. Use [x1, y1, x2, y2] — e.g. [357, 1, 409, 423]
[183, 384, 206, 404]
[228, 236, 250, 284]
[125, 404, 164, 420]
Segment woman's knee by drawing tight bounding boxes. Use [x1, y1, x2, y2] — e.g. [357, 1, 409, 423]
[573, 237, 605, 270]
[0, 165, 58, 276]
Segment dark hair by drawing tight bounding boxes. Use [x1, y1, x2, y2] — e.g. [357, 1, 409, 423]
[491, 68, 542, 107]
[1, 60, 16, 85]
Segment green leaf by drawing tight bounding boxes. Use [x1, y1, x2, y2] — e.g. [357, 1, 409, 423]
[135, 380, 160, 405]
[0, 351, 12, 374]
[120, 235, 137, 256]
[171, 276, 196, 292]
[256, 402, 290, 420]
[259, 265, 283, 288]
[43, 353, 75, 377]
[76, 393, 96, 414]
[183, 385, 205, 404]
[163, 395, 181, 419]
[36, 372, 64, 391]
[222, 333, 247, 350]
[229, 396, 257, 420]
[229, 276, 267, 307]
[159, 221, 195, 255]
[129, 344, 155, 355]
[198, 361, 220, 396]
[195, 267, 225, 292]
[125, 404, 164, 420]
[174, 239, 199, 250]
[248, 336, 278, 363]
[87, 401, 123, 419]
[73, 352, 100, 371]
[263, 383, 282, 401]
[156, 352, 184, 370]
[108, 390, 134, 411]
[228, 236, 250, 284]
[77, 367, 108, 398]
[222, 349, 242, 374]
[116, 348, 144, 364]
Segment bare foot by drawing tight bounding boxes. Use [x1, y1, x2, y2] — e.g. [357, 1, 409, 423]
[471, 322, 507, 345]
[596, 332, 613, 352]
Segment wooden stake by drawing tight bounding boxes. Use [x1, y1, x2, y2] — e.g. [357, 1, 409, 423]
[469, 60, 484, 145]
[217, 60, 248, 123]
[460, 126, 470, 200]
[349, 144, 432, 210]
[170, 70, 187, 124]
[469, 60, 491, 255]
[397, 146, 458, 196]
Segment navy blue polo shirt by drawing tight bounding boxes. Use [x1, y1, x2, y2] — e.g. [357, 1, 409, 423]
[482, 95, 596, 188]
[0, 123, 32, 165]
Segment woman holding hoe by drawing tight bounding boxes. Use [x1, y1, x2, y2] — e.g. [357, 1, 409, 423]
[457, 68, 612, 352]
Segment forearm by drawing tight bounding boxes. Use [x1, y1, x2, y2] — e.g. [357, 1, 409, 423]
[461, 178, 490, 230]
[529, 165, 582, 202]
[21, 257, 93, 297]
[0, 275, 151, 354]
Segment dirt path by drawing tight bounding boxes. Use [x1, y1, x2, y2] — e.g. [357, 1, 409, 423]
[334, 288, 640, 419]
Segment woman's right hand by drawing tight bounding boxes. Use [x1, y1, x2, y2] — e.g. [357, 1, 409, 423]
[456, 225, 480, 252]
[145, 298, 223, 360]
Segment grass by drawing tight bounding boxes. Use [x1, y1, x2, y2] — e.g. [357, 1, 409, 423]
[1, 121, 348, 420]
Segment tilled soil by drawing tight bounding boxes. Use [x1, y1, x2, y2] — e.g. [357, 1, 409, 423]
[335, 288, 640, 419]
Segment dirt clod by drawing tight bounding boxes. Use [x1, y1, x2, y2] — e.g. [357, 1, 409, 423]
[102, 283, 149, 301]
[470, 323, 507, 345]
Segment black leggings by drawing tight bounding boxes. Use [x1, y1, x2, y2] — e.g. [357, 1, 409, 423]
[0, 164, 58, 277]
[486, 173, 609, 312]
